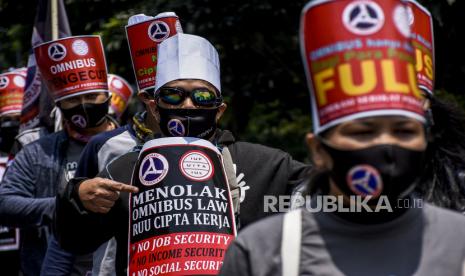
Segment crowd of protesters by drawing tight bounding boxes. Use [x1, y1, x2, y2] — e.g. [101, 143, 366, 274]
[1, 0, 465, 275]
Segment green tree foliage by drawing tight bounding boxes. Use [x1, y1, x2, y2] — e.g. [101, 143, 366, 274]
[1, 0, 464, 160]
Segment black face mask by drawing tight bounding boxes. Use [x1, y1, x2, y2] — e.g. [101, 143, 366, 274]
[60, 97, 109, 130]
[0, 120, 20, 153]
[320, 139, 425, 201]
[157, 106, 218, 139]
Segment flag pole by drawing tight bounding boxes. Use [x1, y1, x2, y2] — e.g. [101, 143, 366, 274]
[51, 0, 58, 40]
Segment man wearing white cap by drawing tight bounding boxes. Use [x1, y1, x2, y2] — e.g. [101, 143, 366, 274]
[151, 32, 225, 140]
[0, 35, 118, 275]
[55, 33, 310, 274]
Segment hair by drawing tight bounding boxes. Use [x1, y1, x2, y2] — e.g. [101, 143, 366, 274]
[416, 94, 465, 212]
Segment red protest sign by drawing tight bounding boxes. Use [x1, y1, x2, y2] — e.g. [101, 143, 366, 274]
[407, 0, 434, 94]
[126, 13, 182, 91]
[129, 138, 236, 276]
[14, 67, 28, 77]
[0, 72, 25, 116]
[300, 0, 424, 133]
[34, 35, 108, 102]
[108, 74, 134, 118]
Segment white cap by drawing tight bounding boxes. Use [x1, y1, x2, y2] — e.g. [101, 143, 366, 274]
[155, 33, 221, 93]
[154, 12, 177, 20]
[127, 12, 178, 26]
[127, 14, 154, 26]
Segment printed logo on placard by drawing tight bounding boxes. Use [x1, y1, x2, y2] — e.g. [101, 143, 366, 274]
[148, 21, 170, 42]
[342, 1, 385, 35]
[72, 39, 89, 56]
[179, 150, 214, 181]
[346, 165, 383, 197]
[393, 4, 411, 38]
[13, 75, 25, 88]
[407, 5, 414, 26]
[139, 153, 169, 186]
[111, 78, 123, 89]
[0, 76, 9, 89]
[71, 115, 87, 128]
[48, 43, 67, 61]
[167, 119, 185, 136]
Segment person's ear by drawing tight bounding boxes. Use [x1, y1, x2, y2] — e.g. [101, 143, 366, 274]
[216, 103, 227, 122]
[148, 99, 160, 123]
[137, 92, 153, 105]
[306, 133, 332, 170]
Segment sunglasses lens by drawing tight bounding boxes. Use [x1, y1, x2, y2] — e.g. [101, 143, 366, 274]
[159, 88, 183, 105]
[158, 87, 219, 107]
[192, 89, 217, 106]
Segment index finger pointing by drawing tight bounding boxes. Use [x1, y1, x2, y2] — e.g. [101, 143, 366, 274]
[118, 184, 139, 193]
[101, 180, 139, 193]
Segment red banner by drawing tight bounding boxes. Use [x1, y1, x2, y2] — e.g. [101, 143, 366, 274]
[126, 13, 182, 91]
[407, 0, 434, 94]
[300, 0, 424, 133]
[129, 138, 236, 276]
[108, 74, 134, 118]
[14, 68, 28, 77]
[0, 72, 25, 116]
[34, 35, 108, 101]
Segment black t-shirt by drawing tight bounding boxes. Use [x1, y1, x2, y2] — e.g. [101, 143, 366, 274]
[60, 139, 84, 194]
[60, 139, 93, 275]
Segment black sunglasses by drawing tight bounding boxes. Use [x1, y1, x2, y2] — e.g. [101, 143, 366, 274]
[156, 87, 222, 107]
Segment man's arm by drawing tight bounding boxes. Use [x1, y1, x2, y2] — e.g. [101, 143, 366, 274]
[0, 145, 55, 227]
[55, 155, 138, 254]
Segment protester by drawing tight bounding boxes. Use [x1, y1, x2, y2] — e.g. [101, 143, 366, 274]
[291, 0, 465, 214]
[0, 35, 117, 275]
[220, 0, 465, 275]
[0, 71, 23, 155]
[40, 70, 161, 276]
[0, 70, 25, 276]
[40, 85, 159, 276]
[55, 32, 310, 275]
[41, 13, 177, 275]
